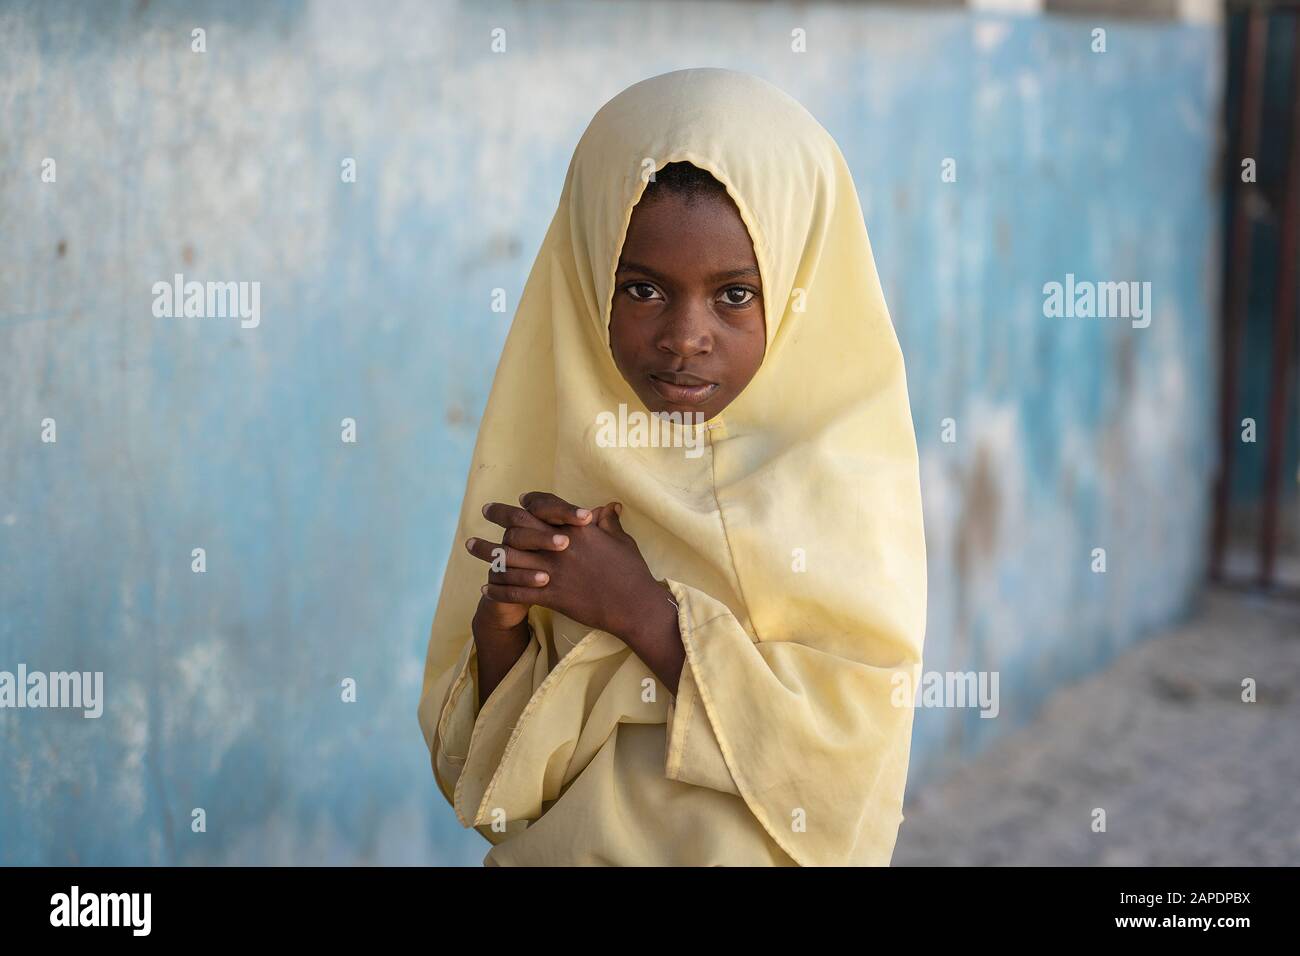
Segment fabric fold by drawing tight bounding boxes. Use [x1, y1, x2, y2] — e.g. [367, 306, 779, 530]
[664, 626, 742, 798]
[462, 625, 663, 827]
[663, 577, 922, 866]
[428, 608, 672, 833]
[424, 623, 547, 836]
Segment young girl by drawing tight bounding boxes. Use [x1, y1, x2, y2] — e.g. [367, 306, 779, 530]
[417, 68, 927, 866]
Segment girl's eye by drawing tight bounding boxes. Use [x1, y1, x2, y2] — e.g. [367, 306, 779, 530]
[625, 282, 661, 301]
[721, 286, 756, 306]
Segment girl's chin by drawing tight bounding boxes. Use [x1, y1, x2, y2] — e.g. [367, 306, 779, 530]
[652, 407, 708, 420]
[646, 403, 723, 424]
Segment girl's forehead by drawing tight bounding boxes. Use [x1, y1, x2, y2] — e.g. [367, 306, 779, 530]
[619, 193, 760, 265]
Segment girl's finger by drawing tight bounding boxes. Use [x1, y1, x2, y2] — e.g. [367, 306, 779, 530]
[595, 501, 630, 538]
[502, 525, 571, 552]
[488, 567, 551, 587]
[518, 491, 593, 526]
[464, 536, 550, 572]
[482, 582, 554, 606]
[481, 501, 551, 532]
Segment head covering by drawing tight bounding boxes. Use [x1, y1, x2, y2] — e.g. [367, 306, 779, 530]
[419, 67, 927, 866]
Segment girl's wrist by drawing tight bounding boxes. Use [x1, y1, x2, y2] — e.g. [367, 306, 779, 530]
[619, 576, 679, 645]
[616, 577, 685, 695]
[472, 599, 531, 645]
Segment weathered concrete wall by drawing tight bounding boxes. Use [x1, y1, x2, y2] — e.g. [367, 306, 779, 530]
[0, 0, 1220, 864]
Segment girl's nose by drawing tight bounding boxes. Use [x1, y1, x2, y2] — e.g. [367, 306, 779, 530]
[656, 299, 713, 356]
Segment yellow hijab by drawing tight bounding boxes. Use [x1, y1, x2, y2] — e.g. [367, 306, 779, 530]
[418, 67, 927, 866]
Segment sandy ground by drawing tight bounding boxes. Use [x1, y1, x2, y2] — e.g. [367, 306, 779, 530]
[892, 585, 1300, 866]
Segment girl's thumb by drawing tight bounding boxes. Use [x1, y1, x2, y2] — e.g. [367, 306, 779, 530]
[598, 501, 625, 533]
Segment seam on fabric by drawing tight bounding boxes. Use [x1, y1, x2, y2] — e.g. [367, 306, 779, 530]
[664, 691, 681, 780]
[664, 618, 695, 781]
[677, 668, 695, 779]
[431, 740, 453, 806]
[436, 671, 473, 775]
[705, 429, 764, 645]
[436, 644, 474, 760]
[665, 587, 693, 781]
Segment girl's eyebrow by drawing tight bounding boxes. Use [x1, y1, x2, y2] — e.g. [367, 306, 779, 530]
[617, 260, 761, 283]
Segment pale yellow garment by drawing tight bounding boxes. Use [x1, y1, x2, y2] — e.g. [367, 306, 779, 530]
[417, 67, 927, 866]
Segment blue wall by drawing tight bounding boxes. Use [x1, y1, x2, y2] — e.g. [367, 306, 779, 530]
[0, 0, 1220, 864]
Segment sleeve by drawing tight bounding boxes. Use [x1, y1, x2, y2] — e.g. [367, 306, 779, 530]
[421, 604, 664, 835]
[423, 622, 551, 837]
[664, 654, 742, 797]
[659, 577, 922, 867]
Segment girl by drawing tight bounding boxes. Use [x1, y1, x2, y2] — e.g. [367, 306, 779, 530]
[417, 68, 927, 866]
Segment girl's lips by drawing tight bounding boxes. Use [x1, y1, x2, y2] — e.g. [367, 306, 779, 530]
[648, 374, 719, 406]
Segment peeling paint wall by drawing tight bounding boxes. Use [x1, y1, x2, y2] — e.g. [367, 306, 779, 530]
[0, 0, 1220, 864]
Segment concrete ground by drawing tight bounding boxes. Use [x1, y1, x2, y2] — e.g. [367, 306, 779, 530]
[893, 585, 1300, 866]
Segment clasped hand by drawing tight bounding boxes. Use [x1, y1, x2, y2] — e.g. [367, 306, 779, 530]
[465, 491, 662, 642]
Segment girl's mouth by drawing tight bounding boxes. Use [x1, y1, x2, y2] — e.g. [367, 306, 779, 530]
[648, 373, 719, 406]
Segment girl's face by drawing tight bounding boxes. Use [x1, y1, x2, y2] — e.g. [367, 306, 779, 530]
[608, 190, 765, 420]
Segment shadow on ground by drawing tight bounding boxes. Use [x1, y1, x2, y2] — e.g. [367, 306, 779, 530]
[894, 586, 1300, 866]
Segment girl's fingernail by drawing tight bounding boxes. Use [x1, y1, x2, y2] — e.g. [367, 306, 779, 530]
[481, 584, 488, 594]
[466, 537, 477, 549]
[481, 503, 490, 517]
[553, 534, 569, 548]
[534, 572, 548, 583]
[613, 502, 623, 516]
[576, 508, 591, 519]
